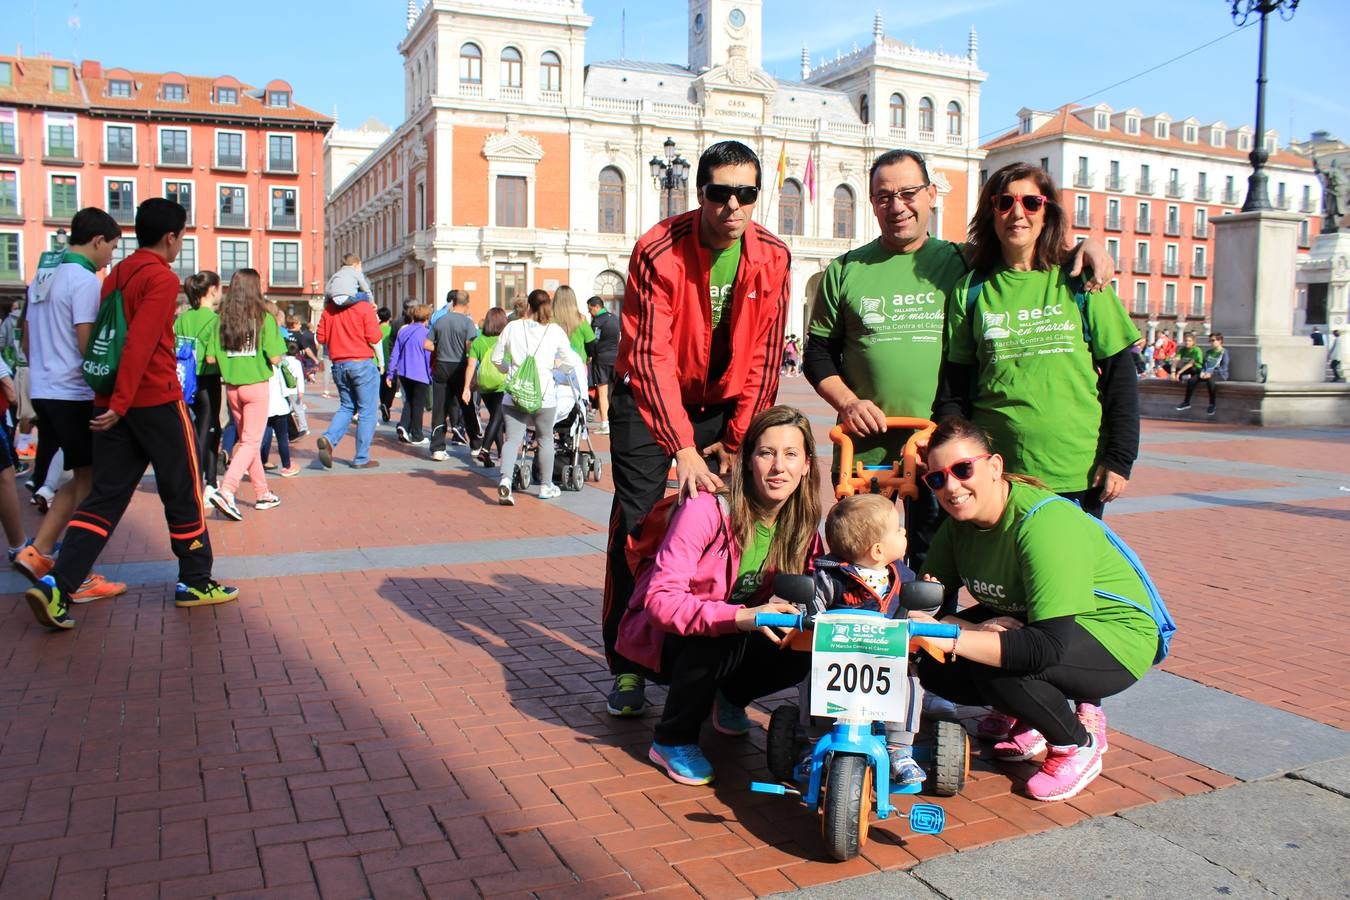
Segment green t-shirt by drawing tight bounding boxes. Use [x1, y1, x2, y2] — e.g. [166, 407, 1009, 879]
[944, 266, 1140, 492]
[206, 315, 287, 387]
[730, 521, 775, 604]
[379, 322, 392, 371]
[921, 482, 1158, 678]
[469, 334, 503, 393]
[1176, 345, 1204, 371]
[175, 307, 220, 376]
[568, 321, 595, 361]
[808, 238, 970, 467]
[708, 241, 742, 329]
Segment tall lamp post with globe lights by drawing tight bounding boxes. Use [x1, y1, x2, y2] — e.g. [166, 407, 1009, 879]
[650, 137, 690, 220]
[1230, 0, 1300, 212]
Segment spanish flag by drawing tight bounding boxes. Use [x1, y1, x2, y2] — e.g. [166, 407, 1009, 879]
[776, 144, 787, 189]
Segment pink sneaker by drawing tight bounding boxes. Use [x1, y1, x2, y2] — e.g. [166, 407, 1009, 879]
[977, 711, 1017, 742]
[993, 722, 1047, 761]
[1076, 702, 1108, 753]
[1025, 735, 1102, 801]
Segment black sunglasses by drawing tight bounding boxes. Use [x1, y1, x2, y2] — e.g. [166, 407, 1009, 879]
[703, 184, 760, 205]
[995, 193, 1049, 214]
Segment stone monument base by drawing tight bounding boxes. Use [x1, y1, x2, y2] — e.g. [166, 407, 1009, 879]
[1138, 378, 1350, 426]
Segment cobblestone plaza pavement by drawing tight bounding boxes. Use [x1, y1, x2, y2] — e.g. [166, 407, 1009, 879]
[1, 379, 1348, 898]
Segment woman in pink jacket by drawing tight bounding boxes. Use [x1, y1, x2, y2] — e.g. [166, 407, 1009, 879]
[617, 406, 824, 785]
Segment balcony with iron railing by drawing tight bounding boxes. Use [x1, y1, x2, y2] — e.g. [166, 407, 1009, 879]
[1106, 174, 1127, 191]
[1222, 188, 1241, 205]
[1105, 213, 1124, 231]
[1073, 171, 1095, 189]
[1074, 212, 1093, 228]
[1133, 256, 1152, 274]
[1194, 222, 1210, 239]
[110, 205, 135, 226]
[1165, 181, 1184, 199]
[218, 209, 247, 229]
[1162, 260, 1182, 276]
[1135, 216, 1153, 234]
[1192, 261, 1209, 277]
[1193, 186, 1213, 202]
[1300, 199, 1317, 214]
[1164, 220, 1181, 237]
[1136, 177, 1155, 195]
[1299, 231, 1312, 249]
[1275, 196, 1291, 210]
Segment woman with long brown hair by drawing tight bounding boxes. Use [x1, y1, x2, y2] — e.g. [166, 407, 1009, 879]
[615, 405, 824, 785]
[203, 269, 286, 520]
[176, 270, 222, 487]
[936, 161, 1141, 519]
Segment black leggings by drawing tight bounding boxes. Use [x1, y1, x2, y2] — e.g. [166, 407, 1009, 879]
[193, 374, 223, 485]
[650, 631, 811, 746]
[479, 391, 505, 455]
[914, 614, 1137, 746]
[1182, 372, 1218, 405]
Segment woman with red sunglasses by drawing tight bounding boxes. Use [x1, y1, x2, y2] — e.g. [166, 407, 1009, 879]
[912, 417, 1164, 802]
[934, 162, 1140, 520]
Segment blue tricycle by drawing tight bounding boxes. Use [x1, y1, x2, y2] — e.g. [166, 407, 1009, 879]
[749, 605, 959, 861]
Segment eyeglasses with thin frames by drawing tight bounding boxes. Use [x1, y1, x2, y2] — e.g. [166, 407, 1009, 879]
[922, 454, 992, 491]
[870, 183, 930, 207]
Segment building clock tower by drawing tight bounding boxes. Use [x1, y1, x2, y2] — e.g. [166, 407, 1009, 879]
[688, 0, 763, 73]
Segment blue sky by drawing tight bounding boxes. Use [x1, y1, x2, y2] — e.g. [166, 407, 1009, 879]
[15, 0, 1349, 146]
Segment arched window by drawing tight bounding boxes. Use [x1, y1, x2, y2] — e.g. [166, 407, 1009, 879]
[833, 185, 855, 240]
[947, 101, 962, 137]
[501, 47, 523, 88]
[779, 179, 803, 236]
[593, 269, 625, 315]
[859, 93, 869, 125]
[598, 166, 624, 234]
[889, 93, 906, 130]
[459, 43, 482, 84]
[540, 51, 562, 93]
[919, 97, 935, 134]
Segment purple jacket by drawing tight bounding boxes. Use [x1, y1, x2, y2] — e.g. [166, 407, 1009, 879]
[389, 322, 432, 383]
[616, 492, 824, 673]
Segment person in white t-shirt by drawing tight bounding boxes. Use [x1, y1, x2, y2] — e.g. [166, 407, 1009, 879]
[13, 207, 128, 603]
[490, 289, 578, 505]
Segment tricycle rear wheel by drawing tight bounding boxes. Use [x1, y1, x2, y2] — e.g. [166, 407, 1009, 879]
[928, 719, 969, 797]
[766, 704, 801, 782]
[822, 753, 871, 861]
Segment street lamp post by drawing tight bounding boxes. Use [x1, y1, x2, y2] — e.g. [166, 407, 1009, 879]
[649, 137, 690, 220]
[54, 227, 68, 250]
[1230, 0, 1300, 212]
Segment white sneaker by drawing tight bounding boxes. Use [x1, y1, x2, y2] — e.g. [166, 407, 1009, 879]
[431, 450, 450, 461]
[497, 481, 515, 506]
[538, 484, 561, 500]
[412, 438, 430, 448]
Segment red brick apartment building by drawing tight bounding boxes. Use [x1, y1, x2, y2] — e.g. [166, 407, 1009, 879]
[982, 104, 1321, 341]
[0, 52, 332, 319]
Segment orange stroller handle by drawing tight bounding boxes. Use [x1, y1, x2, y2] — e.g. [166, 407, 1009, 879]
[830, 417, 936, 502]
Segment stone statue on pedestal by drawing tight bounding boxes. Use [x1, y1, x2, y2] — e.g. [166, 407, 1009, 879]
[1314, 157, 1343, 234]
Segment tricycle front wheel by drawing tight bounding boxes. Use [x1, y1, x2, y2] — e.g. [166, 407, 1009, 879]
[822, 753, 871, 861]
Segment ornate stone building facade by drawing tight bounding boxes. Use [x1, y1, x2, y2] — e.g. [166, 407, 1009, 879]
[324, 0, 986, 332]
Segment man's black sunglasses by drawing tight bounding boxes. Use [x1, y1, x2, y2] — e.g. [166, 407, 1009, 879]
[703, 184, 760, 205]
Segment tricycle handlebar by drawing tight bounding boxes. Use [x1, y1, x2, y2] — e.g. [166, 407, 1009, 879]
[755, 612, 804, 629]
[908, 622, 960, 640]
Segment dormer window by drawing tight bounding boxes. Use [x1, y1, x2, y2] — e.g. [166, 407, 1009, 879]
[1237, 133, 1250, 150]
[1125, 117, 1139, 135]
[1094, 111, 1108, 131]
[267, 90, 290, 108]
[1019, 114, 1031, 135]
[1184, 125, 1197, 143]
[1211, 129, 1225, 147]
[162, 82, 186, 101]
[51, 66, 71, 92]
[215, 87, 238, 104]
[0, 62, 11, 88]
[1154, 121, 1168, 139]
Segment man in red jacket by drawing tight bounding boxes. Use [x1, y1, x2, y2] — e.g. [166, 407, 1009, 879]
[26, 199, 236, 630]
[603, 140, 790, 716]
[315, 288, 383, 468]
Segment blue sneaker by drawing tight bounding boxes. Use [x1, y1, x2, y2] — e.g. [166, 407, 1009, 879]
[890, 748, 926, 787]
[649, 742, 714, 785]
[712, 690, 751, 736]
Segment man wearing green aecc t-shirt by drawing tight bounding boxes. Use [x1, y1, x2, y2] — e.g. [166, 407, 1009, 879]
[805, 149, 1113, 566]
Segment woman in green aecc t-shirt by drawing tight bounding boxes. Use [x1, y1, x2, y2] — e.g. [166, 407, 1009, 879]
[914, 417, 1162, 803]
[936, 162, 1141, 520]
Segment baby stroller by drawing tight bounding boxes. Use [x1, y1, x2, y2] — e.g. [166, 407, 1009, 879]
[511, 363, 603, 493]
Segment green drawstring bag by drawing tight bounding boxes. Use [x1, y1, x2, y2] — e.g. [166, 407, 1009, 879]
[504, 327, 545, 413]
[81, 288, 129, 394]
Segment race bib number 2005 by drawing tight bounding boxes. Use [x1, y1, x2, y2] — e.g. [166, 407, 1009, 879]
[809, 614, 911, 722]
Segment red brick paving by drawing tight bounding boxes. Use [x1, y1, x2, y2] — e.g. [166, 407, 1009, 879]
[0, 384, 1343, 897]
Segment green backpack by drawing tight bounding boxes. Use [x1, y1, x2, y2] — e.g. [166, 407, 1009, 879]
[82, 292, 129, 394]
[503, 326, 547, 413]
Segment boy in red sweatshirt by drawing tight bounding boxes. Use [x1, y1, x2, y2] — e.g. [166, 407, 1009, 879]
[26, 199, 237, 630]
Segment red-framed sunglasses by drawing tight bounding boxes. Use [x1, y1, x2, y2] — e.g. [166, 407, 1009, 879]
[922, 454, 992, 490]
[995, 193, 1048, 215]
